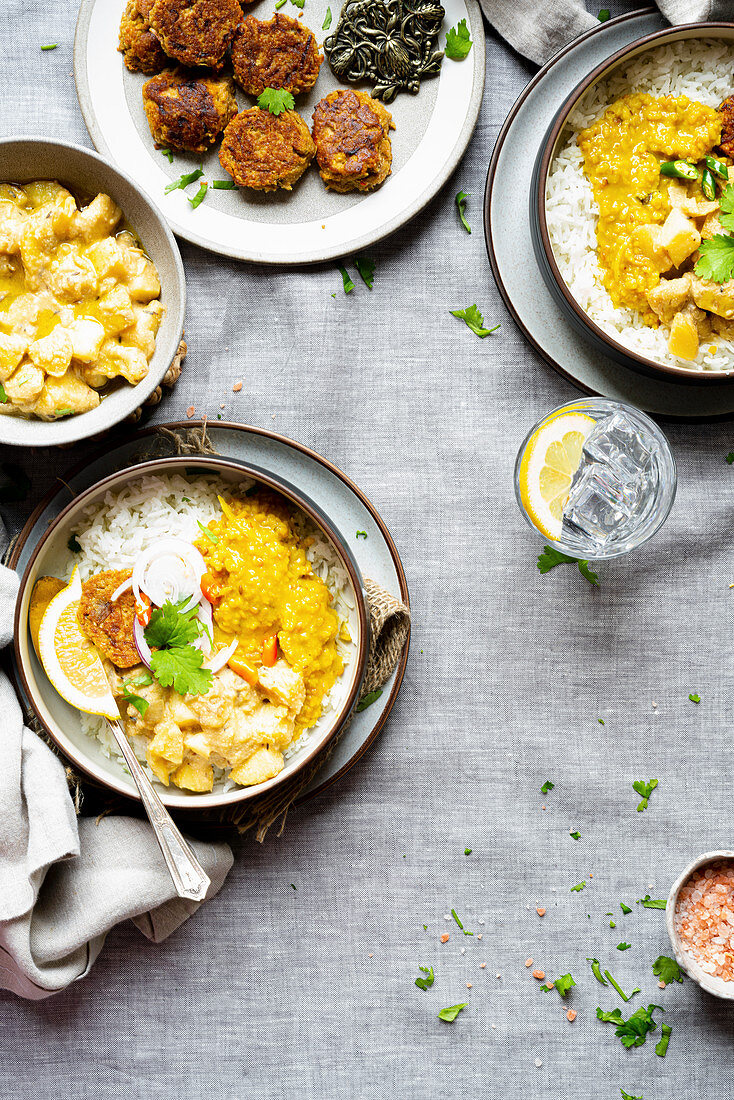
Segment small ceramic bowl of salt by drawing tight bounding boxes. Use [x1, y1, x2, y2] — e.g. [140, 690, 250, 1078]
[667, 851, 734, 999]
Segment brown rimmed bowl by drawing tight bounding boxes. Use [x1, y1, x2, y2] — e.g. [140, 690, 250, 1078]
[666, 850, 734, 1000]
[531, 22, 734, 386]
[13, 455, 370, 810]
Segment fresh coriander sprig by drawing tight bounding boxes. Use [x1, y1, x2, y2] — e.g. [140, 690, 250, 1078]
[355, 256, 375, 289]
[652, 956, 683, 984]
[596, 1003, 663, 1049]
[537, 545, 599, 585]
[258, 87, 295, 115]
[415, 965, 434, 990]
[165, 167, 204, 195]
[445, 18, 472, 60]
[438, 1003, 467, 1022]
[322, 5, 332, 27]
[633, 778, 658, 813]
[455, 190, 471, 233]
[144, 599, 213, 696]
[636, 895, 667, 910]
[449, 304, 499, 338]
[338, 265, 355, 294]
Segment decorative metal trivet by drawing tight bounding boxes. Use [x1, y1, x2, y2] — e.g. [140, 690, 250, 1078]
[324, 0, 445, 103]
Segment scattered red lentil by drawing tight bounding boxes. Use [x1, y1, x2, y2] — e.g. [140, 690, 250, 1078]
[566, 1009, 576, 1022]
[525, 958, 533, 968]
[232, 381, 243, 392]
[658, 980, 666, 989]
[536, 907, 546, 917]
[675, 861, 734, 980]
[532, 969, 545, 981]
[440, 933, 450, 943]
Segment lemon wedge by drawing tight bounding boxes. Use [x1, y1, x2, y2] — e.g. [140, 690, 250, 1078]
[518, 411, 595, 540]
[37, 566, 120, 719]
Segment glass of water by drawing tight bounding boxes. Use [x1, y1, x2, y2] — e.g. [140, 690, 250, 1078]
[514, 398, 677, 560]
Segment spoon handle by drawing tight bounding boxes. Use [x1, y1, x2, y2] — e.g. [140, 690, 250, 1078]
[106, 718, 211, 902]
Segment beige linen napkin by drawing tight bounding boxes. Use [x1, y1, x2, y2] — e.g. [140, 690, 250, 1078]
[480, 1, 734, 67]
[0, 563, 233, 1001]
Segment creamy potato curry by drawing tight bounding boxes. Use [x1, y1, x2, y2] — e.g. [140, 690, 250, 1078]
[0, 181, 163, 419]
[578, 93, 734, 360]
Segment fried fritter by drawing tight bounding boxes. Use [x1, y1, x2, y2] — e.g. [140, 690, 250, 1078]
[148, 0, 243, 68]
[219, 108, 315, 191]
[311, 89, 394, 193]
[718, 95, 734, 159]
[230, 14, 322, 97]
[143, 69, 238, 153]
[118, 0, 169, 74]
[135, 0, 157, 18]
[78, 569, 140, 669]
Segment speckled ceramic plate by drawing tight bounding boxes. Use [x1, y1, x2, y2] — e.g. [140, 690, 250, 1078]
[74, 0, 485, 264]
[7, 421, 409, 803]
[484, 8, 734, 422]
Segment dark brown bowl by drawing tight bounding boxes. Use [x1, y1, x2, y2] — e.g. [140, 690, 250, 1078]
[531, 22, 734, 386]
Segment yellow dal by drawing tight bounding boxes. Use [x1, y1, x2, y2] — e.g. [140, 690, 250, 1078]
[577, 93, 721, 322]
[196, 495, 344, 735]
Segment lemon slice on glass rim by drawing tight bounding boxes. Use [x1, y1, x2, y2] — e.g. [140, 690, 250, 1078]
[518, 410, 595, 541]
[37, 566, 120, 719]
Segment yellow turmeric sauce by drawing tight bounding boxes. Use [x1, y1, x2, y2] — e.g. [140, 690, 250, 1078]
[195, 494, 344, 736]
[577, 93, 721, 323]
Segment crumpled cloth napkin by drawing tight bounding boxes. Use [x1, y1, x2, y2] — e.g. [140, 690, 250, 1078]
[480, 0, 733, 67]
[0, 563, 233, 1001]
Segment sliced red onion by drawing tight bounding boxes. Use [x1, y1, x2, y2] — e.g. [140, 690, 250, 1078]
[191, 597, 214, 656]
[132, 538, 207, 611]
[133, 618, 153, 670]
[110, 577, 133, 603]
[205, 637, 239, 674]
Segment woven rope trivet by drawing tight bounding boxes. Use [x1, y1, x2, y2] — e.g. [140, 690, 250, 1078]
[127, 338, 187, 423]
[23, 425, 410, 841]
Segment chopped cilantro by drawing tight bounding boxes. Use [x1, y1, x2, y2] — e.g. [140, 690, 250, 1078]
[571, 882, 586, 893]
[145, 600, 213, 696]
[161, 148, 173, 163]
[444, 18, 472, 60]
[727, 453, 734, 464]
[355, 256, 375, 289]
[598, 718, 605, 725]
[212, 180, 236, 189]
[617, 942, 631, 951]
[610, 920, 616, 928]
[290, 0, 305, 9]
[197, 520, 220, 544]
[54, 407, 74, 417]
[339, 265, 355, 294]
[146, 600, 201, 649]
[0, 383, 7, 403]
[655, 1023, 671, 1057]
[67, 533, 81, 553]
[604, 970, 639, 1003]
[451, 909, 472, 936]
[596, 1003, 663, 1048]
[188, 182, 207, 209]
[322, 5, 332, 27]
[633, 778, 658, 812]
[449, 304, 499, 338]
[0, 463, 30, 503]
[597, 8, 610, 19]
[164, 167, 203, 194]
[689, 693, 701, 703]
[636, 895, 666, 910]
[587, 958, 607, 985]
[464, 848, 472, 855]
[122, 684, 149, 717]
[355, 688, 382, 712]
[291, 883, 296, 889]
[438, 1003, 467, 1022]
[356, 530, 367, 539]
[41, 43, 58, 50]
[537, 545, 599, 585]
[652, 956, 683, 984]
[620, 1092, 642, 1100]
[543, 973, 575, 998]
[423, 924, 427, 931]
[257, 88, 295, 115]
[620, 902, 632, 915]
[570, 831, 581, 840]
[415, 965, 434, 990]
[455, 190, 471, 234]
[541, 779, 554, 794]
[275, 0, 286, 8]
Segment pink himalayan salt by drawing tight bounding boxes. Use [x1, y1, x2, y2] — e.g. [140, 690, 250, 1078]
[674, 861, 734, 982]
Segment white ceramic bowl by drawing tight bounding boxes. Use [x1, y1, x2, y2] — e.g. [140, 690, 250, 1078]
[0, 136, 186, 446]
[14, 456, 370, 810]
[666, 850, 734, 999]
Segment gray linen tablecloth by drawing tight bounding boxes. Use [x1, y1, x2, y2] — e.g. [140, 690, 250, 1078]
[3, 0, 734, 1096]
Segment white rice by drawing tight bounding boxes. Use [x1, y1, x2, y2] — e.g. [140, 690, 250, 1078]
[546, 38, 734, 372]
[63, 472, 357, 791]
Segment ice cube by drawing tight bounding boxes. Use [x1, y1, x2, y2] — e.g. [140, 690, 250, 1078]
[582, 411, 654, 483]
[562, 462, 638, 548]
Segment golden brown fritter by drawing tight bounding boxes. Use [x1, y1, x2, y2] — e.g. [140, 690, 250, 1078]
[230, 14, 322, 97]
[219, 107, 315, 191]
[718, 95, 734, 159]
[143, 69, 238, 153]
[148, 0, 243, 68]
[135, 0, 157, 18]
[118, 0, 169, 74]
[78, 569, 140, 670]
[311, 89, 394, 193]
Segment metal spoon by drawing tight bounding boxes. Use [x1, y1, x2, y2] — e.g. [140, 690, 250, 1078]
[105, 716, 211, 902]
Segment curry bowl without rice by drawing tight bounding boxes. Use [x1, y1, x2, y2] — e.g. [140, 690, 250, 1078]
[14, 456, 369, 810]
[0, 137, 185, 445]
[532, 25, 734, 384]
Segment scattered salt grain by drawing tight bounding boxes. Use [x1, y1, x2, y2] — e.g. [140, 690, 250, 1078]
[460, 947, 466, 955]
[480, 963, 486, 969]
[186, 406, 195, 418]
[534, 1059, 542, 1068]
[466, 982, 472, 989]
[440, 933, 450, 943]
[536, 908, 546, 917]
[532, 970, 545, 981]
[566, 1009, 576, 1022]
[525, 959, 533, 968]
[232, 381, 242, 392]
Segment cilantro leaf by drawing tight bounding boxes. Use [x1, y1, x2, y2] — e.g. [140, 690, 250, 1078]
[620, 902, 632, 914]
[164, 167, 203, 194]
[597, 1003, 663, 1049]
[438, 1003, 467, 1022]
[652, 956, 683, 984]
[541, 779, 554, 794]
[548, 973, 575, 998]
[257, 87, 295, 115]
[322, 5, 332, 28]
[617, 942, 631, 951]
[355, 256, 375, 289]
[604, 970, 639, 1003]
[536, 545, 599, 585]
[464, 848, 472, 855]
[161, 148, 173, 163]
[339, 265, 355, 294]
[689, 692, 701, 703]
[571, 881, 586, 892]
[0, 382, 7, 403]
[620, 1092, 642, 1100]
[695, 234, 734, 283]
[455, 190, 471, 234]
[449, 304, 499, 338]
[570, 831, 581, 840]
[149, 645, 213, 697]
[632, 778, 658, 812]
[445, 18, 472, 60]
[655, 1022, 671, 1057]
[415, 965, 434, 990]
[355, 688, 382, 712]
[67, 533, 81, 553]
[122, 685, 149, 717]
[145, 600, 202, 649]
[727, 453, 734, 464]
[637, 895, 667, 910]
[587, 959, 608, 985]
[188, 182, 207, 209]
[598, 8, 610, 19]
